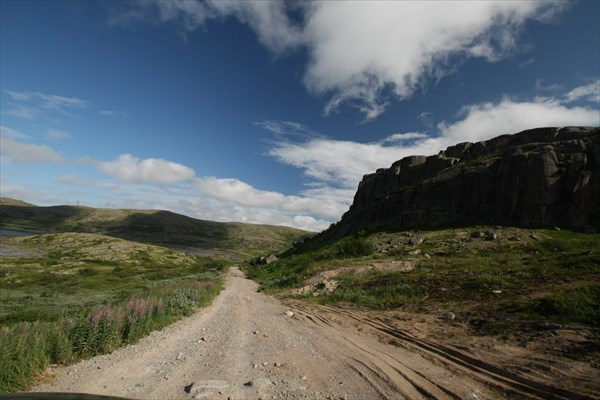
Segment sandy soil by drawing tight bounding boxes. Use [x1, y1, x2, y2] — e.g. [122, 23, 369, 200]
[31, 268, 598, 400]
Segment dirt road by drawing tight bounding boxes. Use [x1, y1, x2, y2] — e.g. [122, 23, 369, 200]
[31, 268, 596, 400]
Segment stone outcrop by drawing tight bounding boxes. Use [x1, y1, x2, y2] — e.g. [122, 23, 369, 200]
[330, 127, 600, 236]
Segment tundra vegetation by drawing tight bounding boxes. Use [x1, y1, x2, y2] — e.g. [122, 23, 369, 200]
[0, 233, 226, 392]
[246, 227, 600, 330]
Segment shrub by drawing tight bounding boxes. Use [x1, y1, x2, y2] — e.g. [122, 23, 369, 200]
[335, 237, 373, 259]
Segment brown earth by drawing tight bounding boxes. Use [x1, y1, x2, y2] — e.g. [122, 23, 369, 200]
[30, 268, 599, 400]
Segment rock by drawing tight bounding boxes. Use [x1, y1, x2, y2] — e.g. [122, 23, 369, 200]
[424, 253, 431, 259]
[485, 231, 498, 241]
[445, 312, 456, 320]
[530, 232, 538, 240]
[186, 380, 230, 394]
[407, 236, 424, 246]
[285, 310, 294, 317]
[245, 378, 271, 388]
[265, 254, 278, 264]
[323, 127, 600, 237]
[471, 231, 485, 239]
[408, 249, 421, 256]
[508, 236, 521, 241]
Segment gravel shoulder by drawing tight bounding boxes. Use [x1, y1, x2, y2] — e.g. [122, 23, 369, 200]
[30, 268, 597, 400]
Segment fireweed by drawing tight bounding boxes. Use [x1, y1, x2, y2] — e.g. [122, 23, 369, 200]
[0, 280, 222, 393]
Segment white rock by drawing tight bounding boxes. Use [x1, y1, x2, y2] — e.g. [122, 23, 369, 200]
[285, 311, 294, 317]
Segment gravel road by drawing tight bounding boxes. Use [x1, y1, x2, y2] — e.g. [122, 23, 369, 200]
[31, 268, 592, 400]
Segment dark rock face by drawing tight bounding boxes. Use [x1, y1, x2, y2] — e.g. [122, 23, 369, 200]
[332, 127, 600, 236]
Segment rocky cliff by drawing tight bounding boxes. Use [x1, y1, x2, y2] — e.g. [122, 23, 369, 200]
[330, 127, 600, 236]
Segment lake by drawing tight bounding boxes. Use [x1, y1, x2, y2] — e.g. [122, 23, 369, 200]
[0, 228, 35, 236]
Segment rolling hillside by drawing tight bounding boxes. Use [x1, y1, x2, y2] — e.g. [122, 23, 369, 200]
[0, 199, 312, 258]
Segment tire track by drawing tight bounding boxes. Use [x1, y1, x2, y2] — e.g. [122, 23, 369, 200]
[300, 304, 596, 400]
[293, 307, 475, 399]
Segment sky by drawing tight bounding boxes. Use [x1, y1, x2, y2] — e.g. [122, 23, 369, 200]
[1, 0, 599, 232]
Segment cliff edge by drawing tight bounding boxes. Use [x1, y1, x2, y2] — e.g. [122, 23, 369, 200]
[330, 127, 599, 237]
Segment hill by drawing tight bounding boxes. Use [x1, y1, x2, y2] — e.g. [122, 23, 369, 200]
[245, 127, 600, 330]
[0, 201, 312, 258]
[0, 197, 36, 207]
[327, 126, 599, 239]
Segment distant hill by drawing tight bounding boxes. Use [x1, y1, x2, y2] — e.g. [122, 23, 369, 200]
[325, 126, 599, 239]
[0, 197, 36, 206]
[0, 200, 312, 258]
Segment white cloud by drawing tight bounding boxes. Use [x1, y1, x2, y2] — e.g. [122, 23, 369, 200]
[7, 90, 89, 109]
[5, 90, 89, 117]
[195, 176, 347, 220]
[267, 136, 434, 189]
[0, 137, 63, 164]
[381, 132, 430, 144]
[44, 129, 71, 140]
[0, 126, 30, 139]
[96, 154, 196, 184]
[114, 1, 566, 120]
[438, 97, 600, 142]
[417, 112, 435, 128]
[518, 57, 535, 69]
[302, 1, 566, 119]
[263, 84, 599, 215]
[7, 104, 40, 120]
[564, 80, 600, 103]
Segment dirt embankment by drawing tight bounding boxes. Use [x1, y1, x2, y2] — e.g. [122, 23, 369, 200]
[31, 268, 599, 400]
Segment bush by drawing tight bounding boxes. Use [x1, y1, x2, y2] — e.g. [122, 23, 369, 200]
[335, 236, 373, 259]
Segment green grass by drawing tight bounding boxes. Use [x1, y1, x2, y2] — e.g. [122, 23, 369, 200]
[0, 233, 227, 393]
[244, 227, 600, 328]
[0, 202, 312, 258]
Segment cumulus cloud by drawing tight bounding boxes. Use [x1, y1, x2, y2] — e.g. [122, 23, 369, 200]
[113, 1, 567, 120]
[195, 176, 347, 220]
[263, 83, 600, 212]
[267, 134, 439, 189]
[0, 137, 63, 164]
[438, 96, 600, 142]
[96, 154, 196, 184]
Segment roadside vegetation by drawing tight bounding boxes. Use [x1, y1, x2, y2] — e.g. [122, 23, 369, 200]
[245, 227, 600, 330]
[0, 233, 226, 393]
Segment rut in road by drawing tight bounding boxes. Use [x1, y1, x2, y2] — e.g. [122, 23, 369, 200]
[32, 268, 545, 399]
[293, 304, 597, 400]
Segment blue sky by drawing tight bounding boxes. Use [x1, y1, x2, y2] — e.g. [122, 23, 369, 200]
[1, 1, 599, 231]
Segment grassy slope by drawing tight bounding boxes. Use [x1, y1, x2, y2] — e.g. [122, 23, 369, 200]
[0, 197, 36, 206]
[0, 233, 226, 325]
[0, 200, 311, 258]
[0, 232, 227, 392]
[245, 226, 600, 330]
